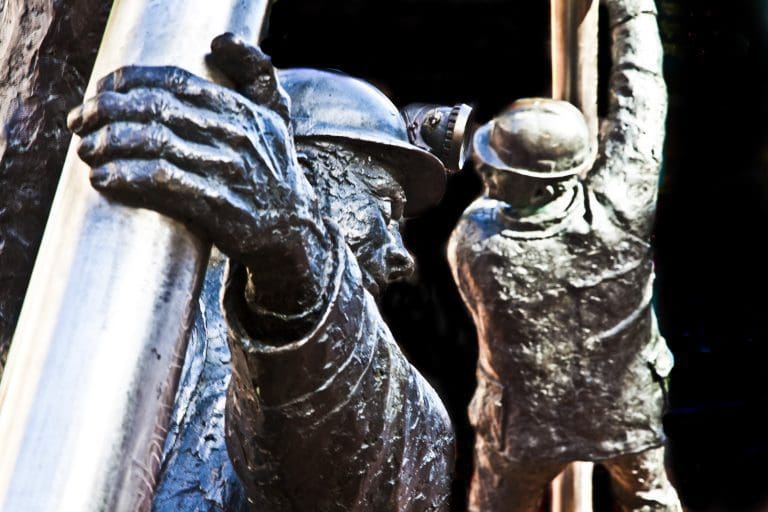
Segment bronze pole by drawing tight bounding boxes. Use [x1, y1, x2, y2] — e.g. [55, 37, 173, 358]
[551, 0, 599, 152]
[0, 0, 272, 510]
[551, 461, 595, 512]
[550, 1, 599, 511]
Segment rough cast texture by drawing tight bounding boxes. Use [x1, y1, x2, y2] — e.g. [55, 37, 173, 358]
[67, 35, 456, 508]
[448, 0, 681, 510]
[152, 152, 456, 511]
[152, 251, 247, 512]
[0, 0, 112, 374]
[225, 225, 455, 511]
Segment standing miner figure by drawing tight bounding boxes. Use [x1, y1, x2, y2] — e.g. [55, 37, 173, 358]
[67, 34, 470, 511]
[447, 1, 683, 510]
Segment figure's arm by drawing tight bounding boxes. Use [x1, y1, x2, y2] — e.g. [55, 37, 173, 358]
[586, 0, 667, 239]
[70, 36, 455, 511]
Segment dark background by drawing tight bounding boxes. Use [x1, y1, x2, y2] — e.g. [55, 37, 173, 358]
[263, 1, 768, 511]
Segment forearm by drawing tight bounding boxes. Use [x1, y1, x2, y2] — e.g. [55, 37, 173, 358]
[236, 211, 335, 344]
[589, 0, 667, 237]
[603, 0, 666, 163]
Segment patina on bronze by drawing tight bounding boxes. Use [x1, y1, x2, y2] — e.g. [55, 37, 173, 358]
[43, 28, 471, 509]
[448, 0, 682, 510]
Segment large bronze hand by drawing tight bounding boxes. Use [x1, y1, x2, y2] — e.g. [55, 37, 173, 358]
[67, 42, 321, 272]
[68, 38, 332, 325]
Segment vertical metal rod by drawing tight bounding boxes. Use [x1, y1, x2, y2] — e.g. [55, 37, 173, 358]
[0, 1, 271, 510]
[551, 461, 595, 512]
[551, 0, 599, 151]
[550, 1, 599, 511]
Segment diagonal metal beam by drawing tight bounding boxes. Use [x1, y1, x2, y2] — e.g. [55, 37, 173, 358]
[0, 1, 273, 510]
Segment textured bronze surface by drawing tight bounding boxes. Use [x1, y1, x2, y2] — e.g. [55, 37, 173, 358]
[61, 36, 456, 510]
[0, 0, 112, 376]
[449, 0, 682, 510]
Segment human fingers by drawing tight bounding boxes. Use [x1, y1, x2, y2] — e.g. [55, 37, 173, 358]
[97, 65, 272, 123]
[90, 158, 256, 231]
[68, 88, 268, 160]
[77, 121, 248, 182]
[209, 33, 290, 122]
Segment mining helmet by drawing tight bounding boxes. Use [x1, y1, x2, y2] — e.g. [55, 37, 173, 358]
[279, 68, 467, 217]
[473, 98, 594, 179]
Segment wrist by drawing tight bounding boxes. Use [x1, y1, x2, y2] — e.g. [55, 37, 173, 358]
[236, 216, 334, 344]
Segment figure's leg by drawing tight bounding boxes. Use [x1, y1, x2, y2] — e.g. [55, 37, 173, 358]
[602, 447, 682, 512]
[469, 435, 566, 512]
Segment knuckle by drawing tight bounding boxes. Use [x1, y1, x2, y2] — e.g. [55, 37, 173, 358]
[150, 160, 173, 184]
[66, 106, 83, 131]
[108, 66, 133, 92]
[105, 124, 118, 146]
[133, 88, 169, 120]
[87, 93, 116, 124]
[94, 94, 111, 113]
[148, 122, 169, 150]
[165, 66, 191, 91]
[89, 163, 117, 189]
[96, 69, 119, 92]
[76, 135, 95, 159]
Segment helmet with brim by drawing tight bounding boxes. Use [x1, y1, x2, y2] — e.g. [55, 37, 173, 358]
[473, 97, 594, 179]
[279, 68, 446, 217]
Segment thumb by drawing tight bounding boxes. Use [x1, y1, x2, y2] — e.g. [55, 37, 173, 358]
[210, 32, 290, 122]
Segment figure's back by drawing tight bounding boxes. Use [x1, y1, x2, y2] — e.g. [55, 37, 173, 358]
[448, 184, 673, 462]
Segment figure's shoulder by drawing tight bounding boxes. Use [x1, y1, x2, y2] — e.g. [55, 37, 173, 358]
[460, 197, 500, 223]
[448, 199, 531, 285]
[451, 198, 506, 247]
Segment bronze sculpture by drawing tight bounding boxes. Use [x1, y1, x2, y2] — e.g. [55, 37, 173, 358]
[65, 35, 468, 510]
[447, 0, 682, 510]
[0, 0, 688, 507]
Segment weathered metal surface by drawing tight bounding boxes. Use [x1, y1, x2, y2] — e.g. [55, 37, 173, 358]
[450, 0, 681, 510]
[54, 33, 458, 508]
[0, 1, 272, 511]
[0, 0, 112, 377]
[151, 250, 247, 512]
[225, 219, 456, 510]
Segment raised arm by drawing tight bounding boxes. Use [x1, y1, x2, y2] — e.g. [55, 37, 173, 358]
[587, 0, 668, 239]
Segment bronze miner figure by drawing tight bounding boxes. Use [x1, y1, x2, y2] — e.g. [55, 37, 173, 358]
[67, 34, 464, 511]
[447, 0, 683, 510]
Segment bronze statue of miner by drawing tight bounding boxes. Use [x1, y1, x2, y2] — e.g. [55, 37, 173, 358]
[67, 33, 469, 511]
[448, 0, 683, 510]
